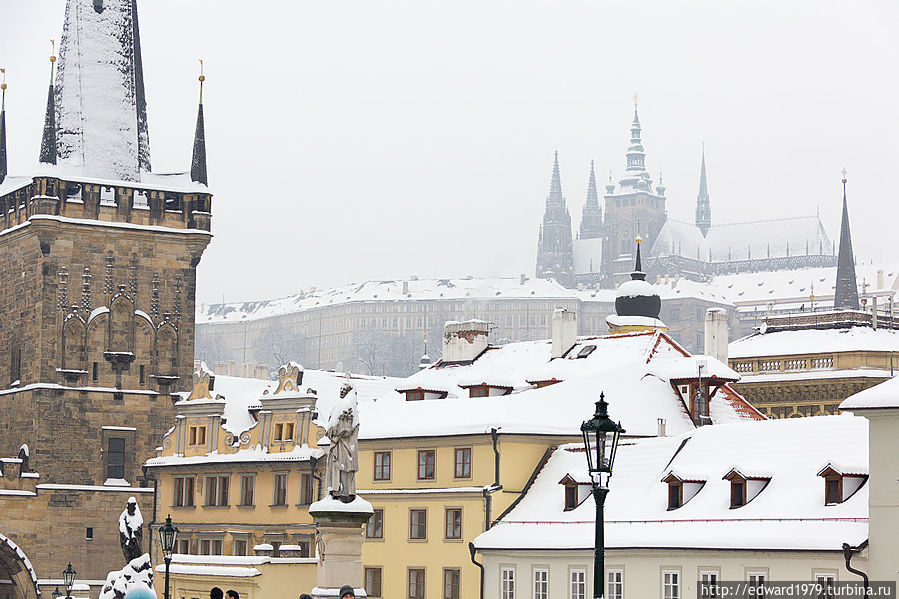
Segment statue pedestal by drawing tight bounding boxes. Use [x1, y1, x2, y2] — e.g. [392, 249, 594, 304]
[310, 496, 374, 599]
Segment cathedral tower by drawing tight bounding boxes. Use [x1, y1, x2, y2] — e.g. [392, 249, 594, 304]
[536, 151, 574, 286]
[834, 171, 859, 310]
[578, 160, 603, 239]
[0, 0, 212, 590]
[695, 147, 711, 236]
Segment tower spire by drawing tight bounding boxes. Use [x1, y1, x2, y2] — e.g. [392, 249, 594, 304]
[190, 59, 208, 186]
[548, 150, 562, 203]
[579, 160, 603, 239]
[632, 235, 645, 279]
[0, 68, 7, 184]
[834, 170, 860, 310]
[39, 40, 58, 165]
[695, 145, 711, 236]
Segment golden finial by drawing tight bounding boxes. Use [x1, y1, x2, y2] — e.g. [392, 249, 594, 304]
[635, 235, 643, 245]
[841, 168, 847, 184]
[1, 68, 6, 92]
[198, 58, 205, 83]
[49, 39, 56, 63]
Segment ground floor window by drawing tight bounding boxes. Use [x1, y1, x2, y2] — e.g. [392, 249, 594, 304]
[607, 569, 623, 599]
[533, 568, 548, 599]
[501, 567, 515, 599]
[443, 568, 460, 599]
[663, 570, 680, 599]
[570, 569, 586, 599]
[364, 567, 382, 597]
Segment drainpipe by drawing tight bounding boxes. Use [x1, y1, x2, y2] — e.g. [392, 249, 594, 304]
[310, 456, 323, 501]
[490, 428, 500, 486]
[483, 488, 492, 532]
[468, 542, 485, 599]
[842, 542, 869, 593]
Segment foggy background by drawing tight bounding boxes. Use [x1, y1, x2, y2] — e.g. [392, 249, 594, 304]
[1, 1, 897, 306]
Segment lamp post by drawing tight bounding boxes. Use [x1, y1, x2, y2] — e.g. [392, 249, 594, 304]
[62, 563, 76, 599]
[51, 588, 61, 599]
[158, 514, 180, 599]
[581, 393, 624, 599]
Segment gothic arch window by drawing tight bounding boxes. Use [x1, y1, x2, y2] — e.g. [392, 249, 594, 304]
[86, 312, 109, 384]
[155, 326, 178, 377]
[108, 296, 135, 353]
[61, 317, 86, 371]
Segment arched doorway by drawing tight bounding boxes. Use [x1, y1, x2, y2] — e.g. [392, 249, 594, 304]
[0, 534, 40, 599]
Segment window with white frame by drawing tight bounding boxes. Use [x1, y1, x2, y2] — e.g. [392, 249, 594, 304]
[501, 567, 515, 599]
[700, 570, 719, 598]
[607, 569, 623, 599]
[815, 574, 836, 599]
[663, 570, 680, 599]
[533, 568, 549, 599]
[570, 569, 586, 599]
[748, 572, 767, 586]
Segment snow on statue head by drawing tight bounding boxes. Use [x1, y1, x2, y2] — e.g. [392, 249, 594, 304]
[325, 382, 360, 503]
[119, 497, 144, 562]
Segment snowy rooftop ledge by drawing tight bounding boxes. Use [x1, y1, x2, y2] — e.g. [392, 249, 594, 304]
[309, 495, 374, 515]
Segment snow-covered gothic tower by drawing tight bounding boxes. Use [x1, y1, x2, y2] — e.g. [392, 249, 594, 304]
[535, 152, 574, 286]
[578, 161, 603, 239]
[695, 148, 711, 236]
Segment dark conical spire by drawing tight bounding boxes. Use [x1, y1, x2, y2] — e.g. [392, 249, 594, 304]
[834, 171, 860, 310]
[632, 236, 645, 280]
[536, 151, 574, 286]
[548, 150, 562, 203]
[579, 160, 603, 239]
[0, 68, 7, 184]
[190, 61, 208, 186]
[695, 145, 711, 236]
[39, 45, 58, 165]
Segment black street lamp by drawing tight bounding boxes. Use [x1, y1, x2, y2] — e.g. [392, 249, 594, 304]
[51, 587, 61, 599]
[158, 514, 180, 599]
[581, 393, 624, 599]
[62, 563, 76, 599]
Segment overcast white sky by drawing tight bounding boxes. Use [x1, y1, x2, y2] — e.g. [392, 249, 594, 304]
[2, 1, 897, 305]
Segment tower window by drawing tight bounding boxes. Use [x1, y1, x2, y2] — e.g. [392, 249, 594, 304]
[106, 437, 126, 480]
[92, 362, 99, 382]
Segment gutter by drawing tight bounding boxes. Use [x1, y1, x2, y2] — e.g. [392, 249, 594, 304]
[842, 541, 870, 592]
[468, 542, 485, 599]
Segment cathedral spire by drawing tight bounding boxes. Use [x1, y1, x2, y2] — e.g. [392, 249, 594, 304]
[695, 145, 711, 236]
[0, 68, 7, 184]
[39, 41, 58, 166]
[548, 150, 563, 204]
[190, 60, 208, 186]
[632, 235, 645, 280]
[834, 170, 860, 310]
[535, 151, 574, 286]
[579, 160, 603, 239]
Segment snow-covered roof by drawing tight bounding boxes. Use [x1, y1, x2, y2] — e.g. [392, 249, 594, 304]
[650, 216, 832, 264]
[840, 376, 899, 410]
[729, 326, 899, 359]
[474, 415, 868, 552]
[359, 331, 761, 439]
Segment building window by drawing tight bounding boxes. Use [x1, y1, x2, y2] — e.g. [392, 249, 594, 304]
[139, 364, 145, 385]
[443, 568, 460, 599]
[299, 472, 314, 505]
[410, 509, 427, 540]
[469, 386, 489, 398]
[454, 448, 471, 479]
[92, 361, 98, 382]
[501, 567, 515, 599]
[663, 570, 680, 599]
[607, 569, 623, 599]
[86, 527, 94, 540]
[533, 568, 549, 599]
[668, 482, 682, 509]
[406, 390, 424, 401]
[106, 437, 126, 480]
[274, 423, 283, 441]
[374, 452, 392, 481]
[239, 475, 255, 506]
[188, 426, 207, 446]
[273, 472, 288, 506]
[233, 539, 248, 556]
[815, 574, 836, 599]
[176, 539, 190, 554]
[564, 484, 578, 510]
[408, 568, 425, 599]
[173, 476, 195, 507]
[825, 478, 841, 505]
[417, 450, 436, 480]
[748, 572, 766, 586]
[205, 475, 229, 507]
[367, 509, 384, 539]
[570, 569, 586, 599]
[364, 567, 383, 597]
[731, 480, 745, 508]
[199, 539, 223, 555]
[700, 571, 719, 598]
[445, 508, 462, 539]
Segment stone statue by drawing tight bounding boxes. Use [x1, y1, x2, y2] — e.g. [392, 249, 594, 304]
[118, 497, 144, 562]
[325, 383, 359, 503]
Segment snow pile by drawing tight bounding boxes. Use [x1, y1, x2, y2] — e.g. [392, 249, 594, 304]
[309, 494, 374, 515]
[99, 554, 153, 599]
[841, 376, 899, 410]
[730, 326, 899, 358]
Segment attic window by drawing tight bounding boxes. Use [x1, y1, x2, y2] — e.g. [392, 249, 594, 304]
[668, 482, 682, 509]
[577, 345, 597, 359]
[469, 386, 489, 398]
[406, 390, 424, 401]
[565, 484, 577, 510]
[723, 469, 769, 508]
[817, 464, 868, 505]
[730, 480, 745, 508]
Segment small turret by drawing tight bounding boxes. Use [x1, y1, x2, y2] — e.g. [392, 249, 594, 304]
[606, 237, 667, 334]
[39, 42, 58, 165]
[190, 60, 208, 186]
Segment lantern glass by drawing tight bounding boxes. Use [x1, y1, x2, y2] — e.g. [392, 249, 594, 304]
[580, 393, 625, 488]
[63, 563, 76, 589]
[159, 515, 179, 557]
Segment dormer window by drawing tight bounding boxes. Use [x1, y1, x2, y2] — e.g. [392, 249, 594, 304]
[558, 474, 590, 511]
[661, 471, 705, 510]
[817, 464, 868, 505]
[470, 386, 489, 398]
[723, 469, 770, 509]
[398, 387, 449, 401]
[407, 390, 424, 401]
[460, 383, 513, 398]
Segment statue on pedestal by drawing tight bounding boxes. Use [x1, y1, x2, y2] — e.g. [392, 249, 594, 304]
[325, 383, 359, 503]
[119, 497, 143, 562]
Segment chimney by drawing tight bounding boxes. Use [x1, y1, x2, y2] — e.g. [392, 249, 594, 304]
[442, 320, 489, 363]
[657, 418, 666, 437]
[704, 308, 729, 365]
[877, 269, 885, 290]
[551, 309, 578, 359]
[402, 281, 409, 295]
[520, 274, 527, 285]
